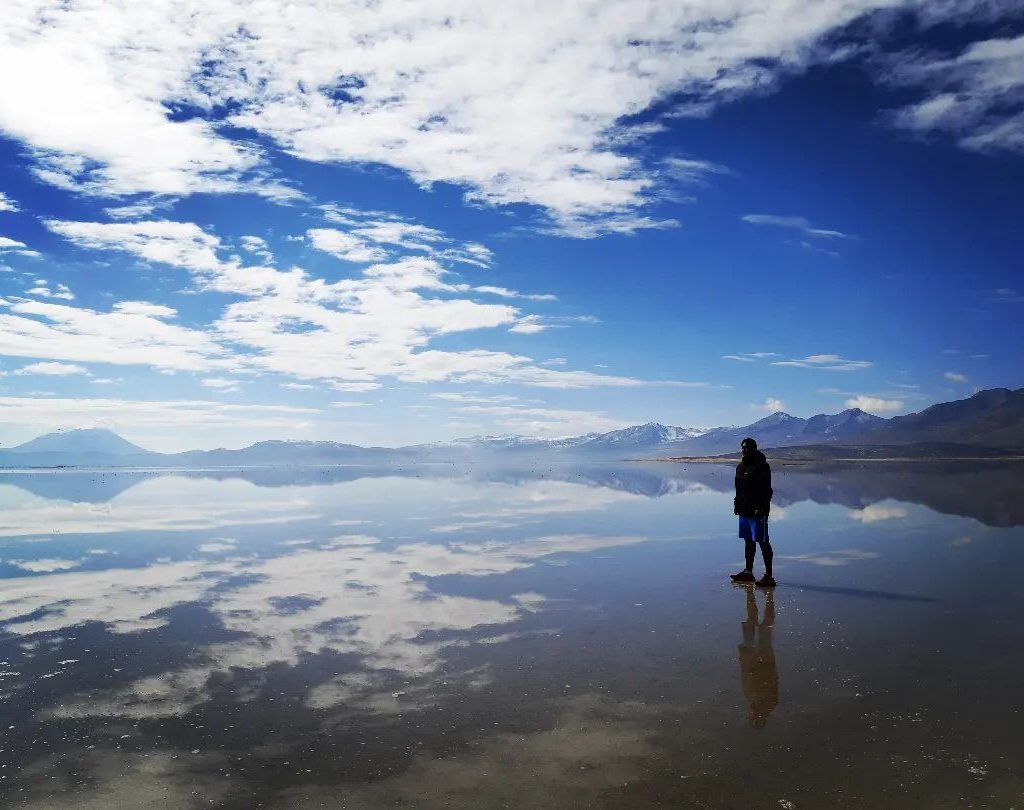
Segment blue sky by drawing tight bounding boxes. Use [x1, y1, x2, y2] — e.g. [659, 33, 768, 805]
[0, 1, 1021, 451]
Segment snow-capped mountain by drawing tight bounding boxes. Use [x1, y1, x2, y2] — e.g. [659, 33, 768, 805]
[0, 389, 1018, 467]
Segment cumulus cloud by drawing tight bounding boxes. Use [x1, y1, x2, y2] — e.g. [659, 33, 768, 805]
[844, 395, 903, 413]
[44, 217, 678, 390]
[756, 397, 787, 412]
[944, 371, 968, 383]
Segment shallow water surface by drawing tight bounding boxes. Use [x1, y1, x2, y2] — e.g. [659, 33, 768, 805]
[0, 462, 1021, 808]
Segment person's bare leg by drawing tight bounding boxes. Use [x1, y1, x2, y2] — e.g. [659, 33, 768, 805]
[744, 538, 756, 573]
[759, 539, 773, 579]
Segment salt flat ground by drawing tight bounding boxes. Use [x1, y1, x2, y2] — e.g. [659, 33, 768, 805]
[0, 462, 1020, 809]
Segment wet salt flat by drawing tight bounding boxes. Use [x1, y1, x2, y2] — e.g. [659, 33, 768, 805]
[0, 462, 1021, 809]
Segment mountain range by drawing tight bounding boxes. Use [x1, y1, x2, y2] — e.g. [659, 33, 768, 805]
[1, 387, 1021, 468]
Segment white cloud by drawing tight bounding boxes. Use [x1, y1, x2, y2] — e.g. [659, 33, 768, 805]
[319, 207, 494, 267]
[509, 315, 548, 335]
[45, 218, 673, 390]
[844, 395, 903, 413]
[239, 234, 273, 263]
[944, 371, 968, 383]
[104, 200, 166, 219]
[757, 397, 786, 412]
[771, 354, 872, 371]
[886, 34, 1024, 153]
[741, 214, 850, 239]
[0, 396, 318, 436]
[990, 287, 1024, 304]
[1, 0, 987, 234]
[723, 351, 780, 362]
[307, 228, 388, 264]
[0, 297, 227, 372]
[661, 156, 731, 185]
[14, 361, 89, 376]
[431, 392, 526, 405]
[452, 404, 633, 437]
[200, 377, 241, 391]
[26, 282, 75, 300]
[112, 300, 177, 319]
[783, 549, 880, 566]
[6, 558, 81, 573]
[46, 219, 227, 274]
[474, 286, 557, 302]
[0, 191, 19, 212]
[848, 504, 908, 523]
[0, 235, 39, 257]
[328, 382, 382, 392]
[282, 382, 316, 391]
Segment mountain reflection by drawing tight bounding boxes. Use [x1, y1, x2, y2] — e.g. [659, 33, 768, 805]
[0, 466, 1020, 807]
[1, 459, 1021, 527]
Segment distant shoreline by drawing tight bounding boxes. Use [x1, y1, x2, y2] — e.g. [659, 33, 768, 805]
[652, 455, 1024, 465]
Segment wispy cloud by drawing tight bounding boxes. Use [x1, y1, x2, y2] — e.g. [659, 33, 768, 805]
[884, 33, 1024, 154]
[944, 371, 968, 383]
[741, 214, 850, 240]
[0, 192, 20, 212]
[450, 404, 633, 437]
[0, 396, 319, 436]
[990, 288, 1024, 303]
[771, 354, 872, 371]
[783, 549, 880, 566]
[723, 351, 780, 362]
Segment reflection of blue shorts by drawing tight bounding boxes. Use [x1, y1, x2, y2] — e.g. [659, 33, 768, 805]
[738, 515, 769, 543]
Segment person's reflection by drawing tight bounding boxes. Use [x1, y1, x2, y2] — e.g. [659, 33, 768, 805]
[737, 583, 778, 729]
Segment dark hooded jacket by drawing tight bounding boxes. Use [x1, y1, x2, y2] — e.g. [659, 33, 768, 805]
[734, 449, 773, 518]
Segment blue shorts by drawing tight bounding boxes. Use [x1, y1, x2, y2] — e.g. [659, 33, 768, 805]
[738, 515, 769, 543]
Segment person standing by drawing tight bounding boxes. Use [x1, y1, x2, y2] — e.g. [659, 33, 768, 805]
[730, 437, 775, 587]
